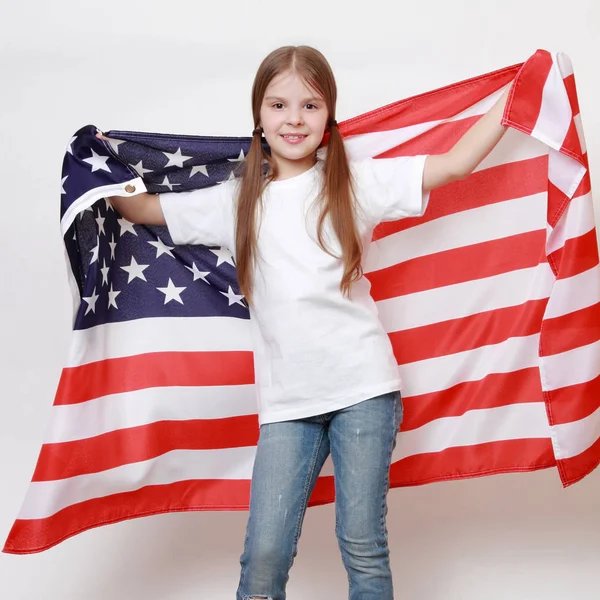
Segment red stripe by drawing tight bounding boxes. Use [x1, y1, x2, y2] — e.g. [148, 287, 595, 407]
[376, 115, 481, 157]
[33, 415, 260, 482]
[390, 438, 556, 487]
[4, 438, 556, 555]
[557, 435, 600, 487]
[545, 374, 600, 426]
[560, 118, 583, 161]
[548, 230, 600, 281]
[563, 74, 580, 116]
[540, 302, 600, 358]
[401, 369, 543, 432]
[390, 300, 547, 365]
[368, 230, 546, 301]
[54, 351, 255, 406]
[502, 50, 553, 135]
[340, 63, 520, 136]
[372, 156, 548, 241]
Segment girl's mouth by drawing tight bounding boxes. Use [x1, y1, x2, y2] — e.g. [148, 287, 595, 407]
[281, 134, 308, 144]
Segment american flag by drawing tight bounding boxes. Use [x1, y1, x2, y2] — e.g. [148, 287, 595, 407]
[4, 49, 599, 554]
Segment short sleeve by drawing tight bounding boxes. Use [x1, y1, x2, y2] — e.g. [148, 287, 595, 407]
[159, 180, 236, 248]
[352, 155, 430, 227]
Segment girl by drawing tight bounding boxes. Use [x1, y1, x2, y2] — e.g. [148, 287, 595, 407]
[101, 45, 510, 600]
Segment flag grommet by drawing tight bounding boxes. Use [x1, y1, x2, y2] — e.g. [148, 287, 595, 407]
[125, 184, 136, 193]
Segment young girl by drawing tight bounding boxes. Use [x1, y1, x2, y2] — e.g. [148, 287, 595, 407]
[102, 45, 510, 600]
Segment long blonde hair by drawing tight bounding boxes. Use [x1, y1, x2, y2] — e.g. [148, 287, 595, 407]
[236, 45, 362, 304]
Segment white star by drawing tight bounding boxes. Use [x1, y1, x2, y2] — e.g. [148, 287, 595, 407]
[83, 149, 112, 173]
[157, 278, 186, 305]
[130, 160, 153, 176]
[186, 262, 210, 283]
[218, 170, 237, 184]
[189, 165, 209, 178]
[107, 284, 121, 309]
[90, 237, 100, 263]
[228, 149, 246, 162]
[210, 247, 235, 267]
[220, 285, 245, 307]
[82, 287, 99, 315]
[95, 212, 106, 235]
[100, 259, 110, 286]
[148, 236, 175, 259]
[66, 136, 77, 155]
[121, 256, 149, 283]
[158, 176, 180, 191]
[104, 198, 115, 212]
[163, 147, 193, 168]
[107, 139, 126, 155]
[109, 234, 117, 260]
[61, 176, 68, 194]
[118, 217, 138, 237]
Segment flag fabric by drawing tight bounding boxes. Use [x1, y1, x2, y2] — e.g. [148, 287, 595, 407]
[4, 49, 599, 555]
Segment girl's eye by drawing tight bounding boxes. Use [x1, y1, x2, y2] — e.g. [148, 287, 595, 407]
[272, 103, 284, 109]
[306, 103, 317, 110]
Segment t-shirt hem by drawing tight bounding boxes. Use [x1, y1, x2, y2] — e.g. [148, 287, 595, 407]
[258, 379, 403, 425]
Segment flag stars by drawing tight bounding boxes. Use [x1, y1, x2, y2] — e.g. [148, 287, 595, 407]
[228, 150, 246, 162]
[109, 234, 118, 260]
[95, 212, 106, 235]
[100, 259, 110, 286]
[90, 237, 100, 264]
[121, 256, 150, 283]
[210, 247, 235, 267]
[118, 217, 138, 237]
[130, 160, 153, 176]
[163, 147, 193, 168]
[61, 176, 68, 194]
[82, 287, 99, 315]
[107, 284, 121, 309]
[157, 279, 186, 305]
[220, 286, 245, 307]
[148, 236, 175, 259]
[158, 176, 180, 191]
[186, 262, 210, 283]
[66, 136, 77, 155]
[190, 165, 209, 178]
[83, 149, 112, 173]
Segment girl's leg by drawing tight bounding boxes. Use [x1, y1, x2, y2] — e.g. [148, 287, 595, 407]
[236, 416, 331, 600]
[329, 391, 402, 600]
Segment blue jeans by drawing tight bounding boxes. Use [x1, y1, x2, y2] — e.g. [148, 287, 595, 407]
[236, 391, 403, 600]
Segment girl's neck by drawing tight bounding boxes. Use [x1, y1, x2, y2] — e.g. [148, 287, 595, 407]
[272, 154, 317, 181]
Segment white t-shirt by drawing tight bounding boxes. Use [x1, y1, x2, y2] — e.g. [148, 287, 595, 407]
[159, 156, 429, 424]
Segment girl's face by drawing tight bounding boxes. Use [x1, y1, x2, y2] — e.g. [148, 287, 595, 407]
[259, 70, 329, 179]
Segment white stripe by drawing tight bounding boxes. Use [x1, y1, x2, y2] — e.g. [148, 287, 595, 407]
[399, 334, 540, 397]
[20, 402, 550, 520]
[46, 385, 257, 443]
[49, 334, 540, 442]
[376, 263, 554, 332]
[364, 192, 547, 274]
[66, 316, 253, 367]
[342, 85, 509, 161]
[556, 52, 575, 78]
[553, 405, 600, 460]
[395, 403, 550, 460]
[573, 113, 587, 155]
[541, 339, 600, 391]
[532, 54, 573, 151]
[542, 264, 600, 319]
[548, 148, 586, 199]
[546, 190, 595, 255]
[472, 129, 548, 174]
[60, 177, 146, 235]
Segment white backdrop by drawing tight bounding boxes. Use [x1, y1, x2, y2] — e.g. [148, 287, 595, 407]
[1, 1, 599, 598]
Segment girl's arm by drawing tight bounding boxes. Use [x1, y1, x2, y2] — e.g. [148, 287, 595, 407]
[422, 88, 510, 192]
[95, 133, 166, 225]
